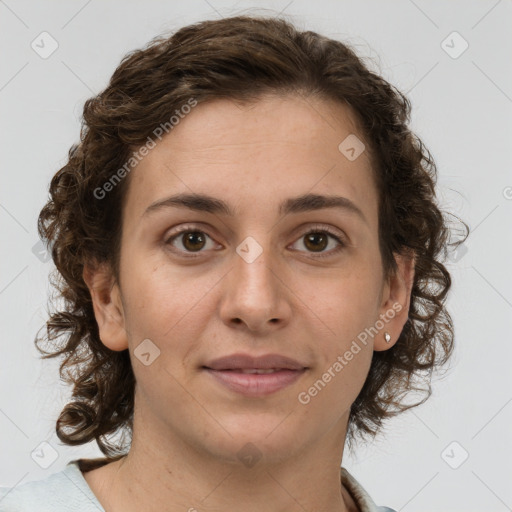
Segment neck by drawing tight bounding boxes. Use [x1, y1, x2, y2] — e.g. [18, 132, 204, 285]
[84, 403, 357, 511]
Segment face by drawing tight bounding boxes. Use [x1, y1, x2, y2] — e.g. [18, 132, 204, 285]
[85, 93, 413, 466]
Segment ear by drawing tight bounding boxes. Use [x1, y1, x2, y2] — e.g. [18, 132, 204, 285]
[82, 261, 128, 351]
[374, 250, 416, 352]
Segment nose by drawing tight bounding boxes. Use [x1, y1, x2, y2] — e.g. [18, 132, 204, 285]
[219, 244, 292, 334]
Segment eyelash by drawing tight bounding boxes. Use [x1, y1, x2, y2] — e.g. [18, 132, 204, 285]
[164, 224, 346, 259]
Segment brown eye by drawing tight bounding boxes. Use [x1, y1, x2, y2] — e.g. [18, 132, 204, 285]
[181, 231, 207, 252]
[166, 229, 217, 256]
[303, 232, 329, 252]
[290, 227, 346, 258]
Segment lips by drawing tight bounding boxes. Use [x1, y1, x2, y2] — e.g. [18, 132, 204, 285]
[202, 353, 308, 397]
[203, 353, 307, 371]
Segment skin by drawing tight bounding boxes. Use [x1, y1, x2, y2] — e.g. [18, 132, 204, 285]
[82, 93, 415, 512]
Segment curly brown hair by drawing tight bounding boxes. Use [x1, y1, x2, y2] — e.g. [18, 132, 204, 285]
[36, 14, 469, 462]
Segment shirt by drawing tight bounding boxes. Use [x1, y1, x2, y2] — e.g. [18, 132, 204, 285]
[0, 460, 397, 512]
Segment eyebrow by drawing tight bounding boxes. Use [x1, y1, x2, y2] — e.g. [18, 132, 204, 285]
[142, 192, 368, 224]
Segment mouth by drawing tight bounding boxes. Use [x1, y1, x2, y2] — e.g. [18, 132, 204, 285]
[214, 368, 293, 374]
[202, 353, 308, 397]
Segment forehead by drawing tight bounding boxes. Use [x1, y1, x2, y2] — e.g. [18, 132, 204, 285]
[160, 93, 366, 157]
[122, 93, 378, 228]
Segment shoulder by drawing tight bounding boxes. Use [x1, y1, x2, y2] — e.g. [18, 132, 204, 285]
[0, 461, 104, 512]
[340, 467, 397, 512]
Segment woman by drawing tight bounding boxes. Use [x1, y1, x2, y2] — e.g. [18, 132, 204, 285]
[0, 14, 467, 512]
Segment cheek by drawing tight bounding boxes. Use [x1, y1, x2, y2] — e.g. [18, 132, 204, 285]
[312, 270, 381, 395]
[121, 264, 220, 364]
[310, 272, 382, 340]
[297, 334, 373, 426]
[120, 254, 185, 329]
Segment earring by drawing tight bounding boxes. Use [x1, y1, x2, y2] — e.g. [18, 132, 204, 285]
[384, 332, 391, 343]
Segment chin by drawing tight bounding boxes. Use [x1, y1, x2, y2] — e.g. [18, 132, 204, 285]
[199, 418, 305, 466]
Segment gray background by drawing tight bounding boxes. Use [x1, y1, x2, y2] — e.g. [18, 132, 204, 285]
[1, 1, 511, 511]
